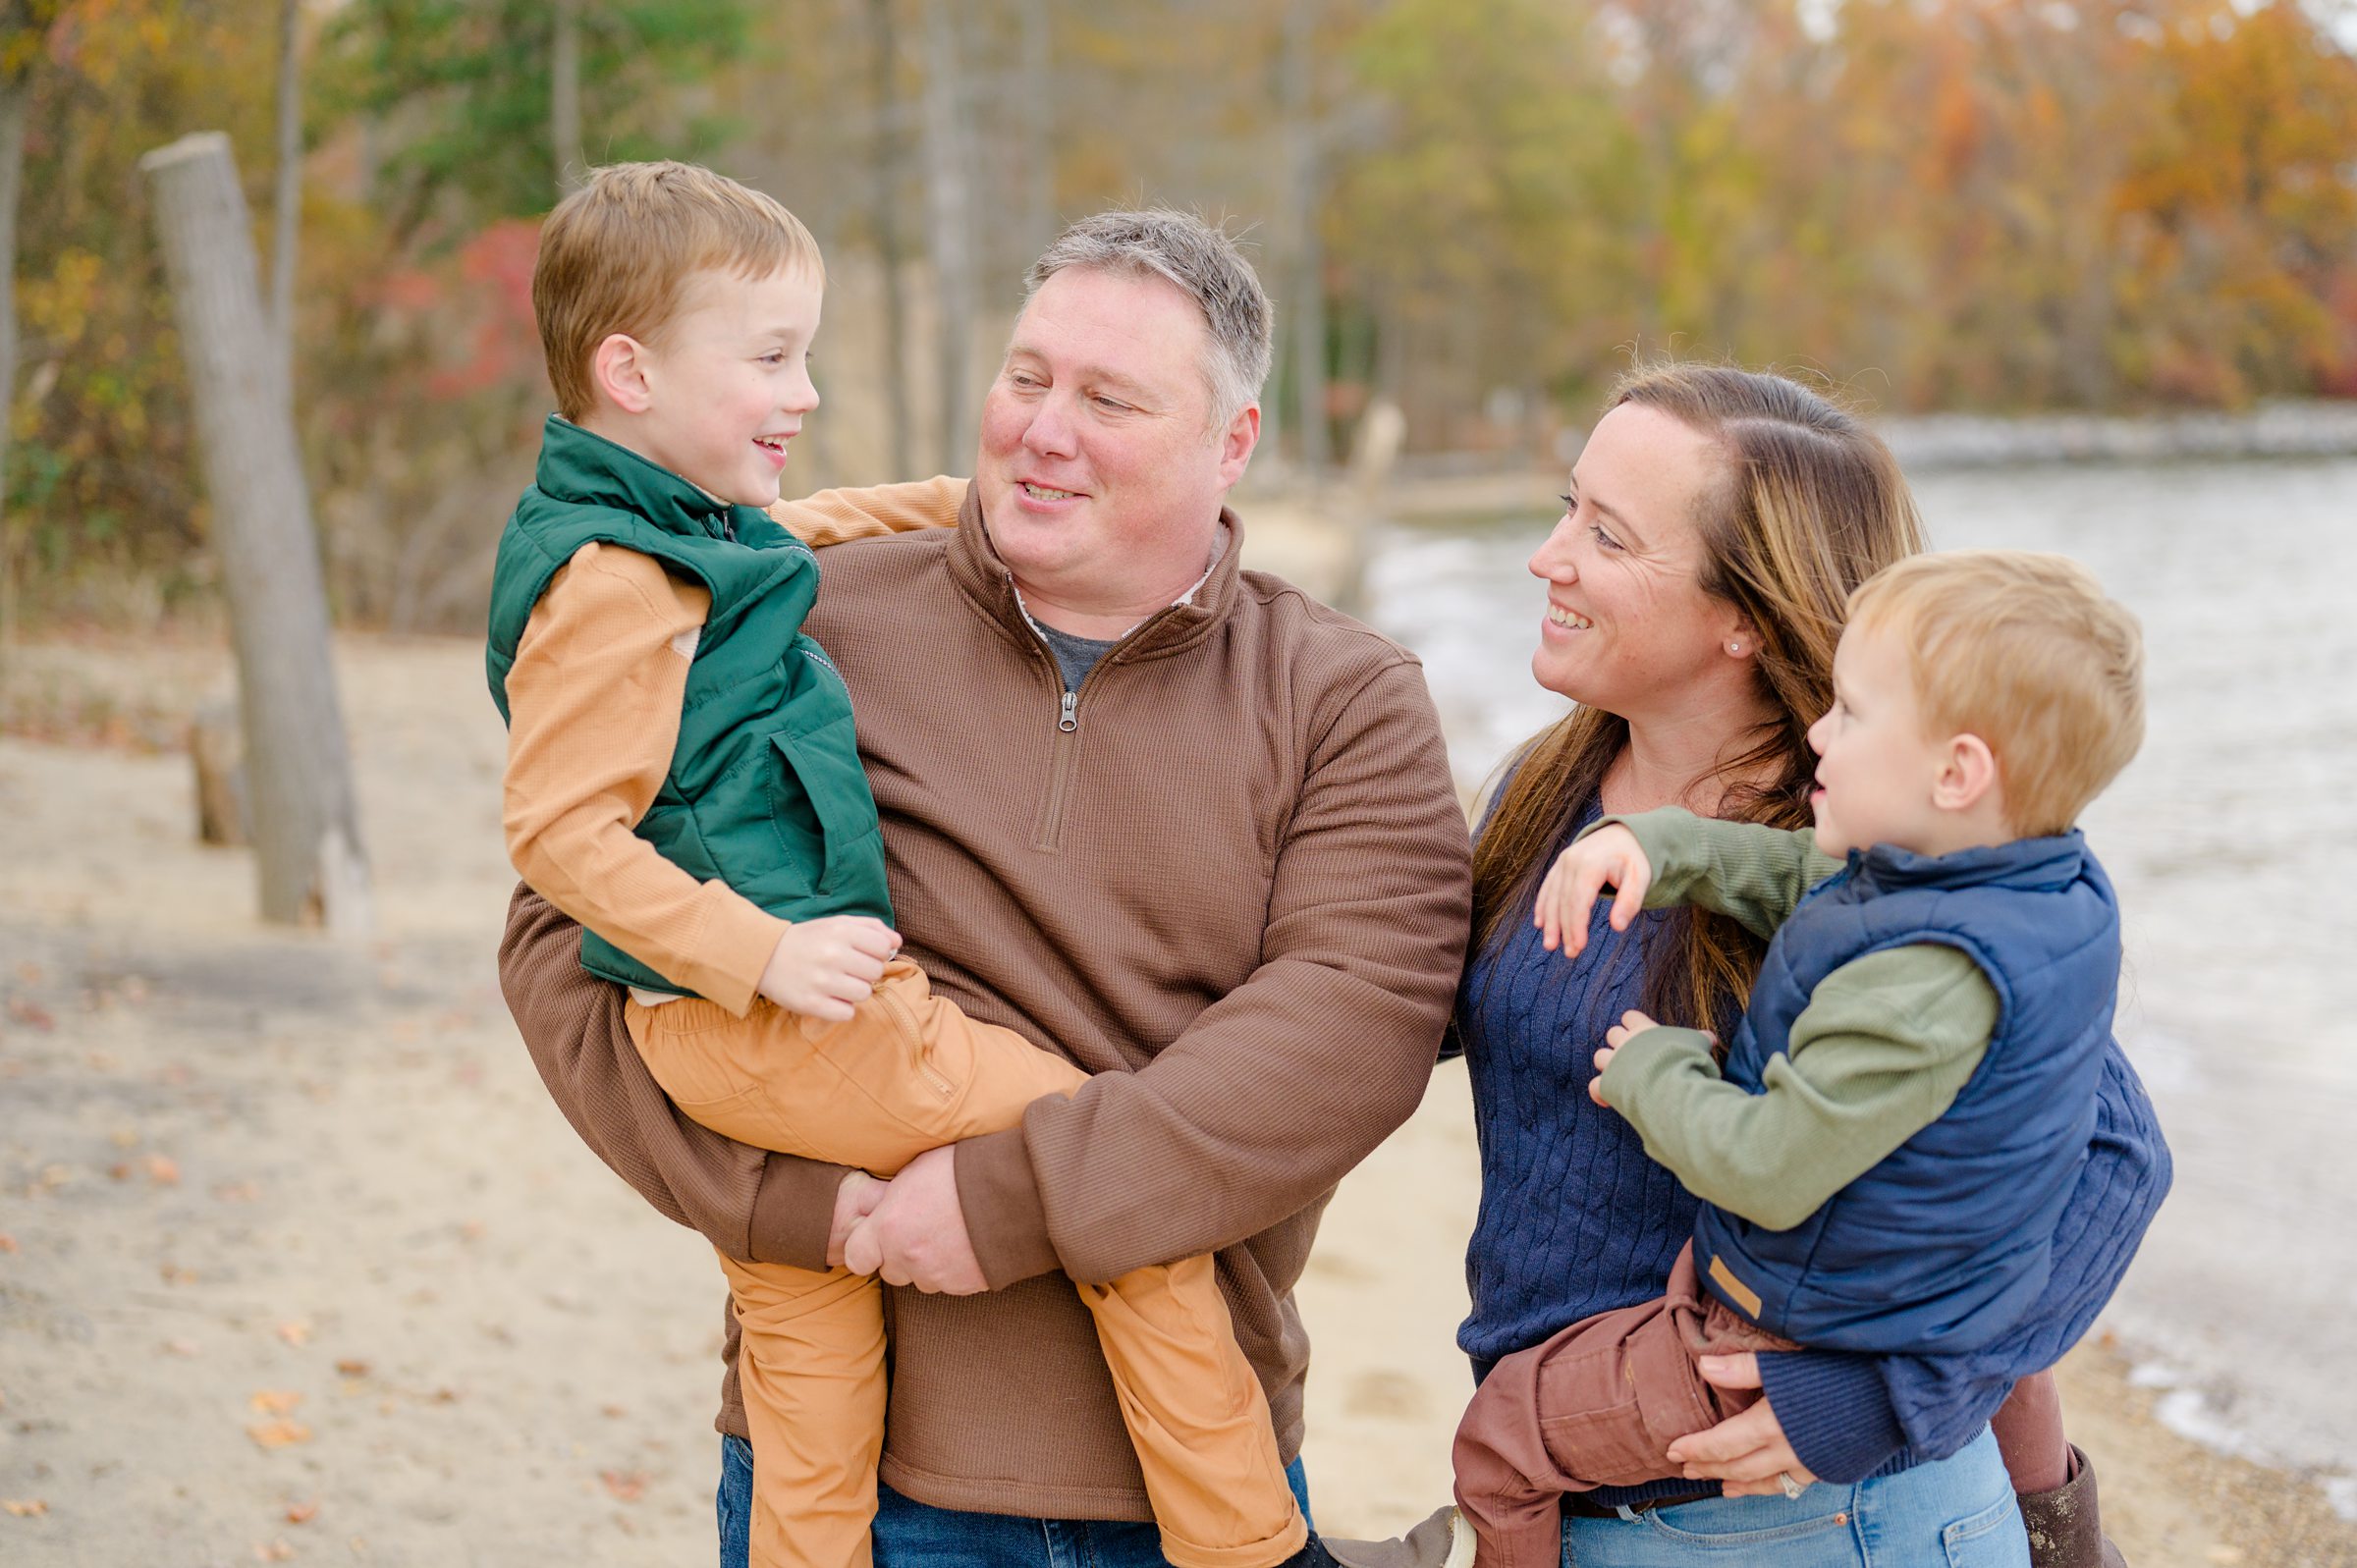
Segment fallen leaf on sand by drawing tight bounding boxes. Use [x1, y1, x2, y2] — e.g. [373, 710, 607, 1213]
[284, 1500, 319, 1525]
[109, 1128, 140, 1150]
[599, 1470, 646, 1503]
[163, 1338, 199, 1357]
[0, 1233, 17, 1254]
[2, 1498, 47, 1517]
[600, 1403, 627, 1419]
[215, 1181, 261, 1202]
[459, 1219, 486, 1242]
[334, 1359, 369, 1378]
[160, 1263, 198, 1285]
[247, 1421, 312, 1450]
[143, 1155, 181, 1185]
[255, 1538, 296, 1561]
[108, 1163, 131, 1181]
[5, 998, 54, 1031]
[276, 1321, 311, 1347]
[250, 1390, 304, 1416]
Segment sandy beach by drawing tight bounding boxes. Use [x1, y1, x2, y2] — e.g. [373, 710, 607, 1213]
[3, 629, 2352, 1567]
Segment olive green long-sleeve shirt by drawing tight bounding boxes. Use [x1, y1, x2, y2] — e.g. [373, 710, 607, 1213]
[1588, 810, 2000, 1232]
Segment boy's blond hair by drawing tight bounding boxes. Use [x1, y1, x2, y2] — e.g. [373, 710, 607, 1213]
[1847, 550, 2144, 837]
[532, 161, 822, 421]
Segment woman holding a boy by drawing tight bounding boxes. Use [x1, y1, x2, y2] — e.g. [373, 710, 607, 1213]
[1449, 362, 2168, 1568]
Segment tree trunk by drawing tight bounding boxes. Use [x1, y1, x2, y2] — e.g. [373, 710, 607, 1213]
[0, 65, 27, 661]
[1017, 0, 1055, 254]
[553, 0, 584, 193]
[270, 0, 301, 403]
[140, 132, 371, 934]
[1283, 0, 1329, 474]
[866, 0, 912, 477]
[918, 0, 973, 473]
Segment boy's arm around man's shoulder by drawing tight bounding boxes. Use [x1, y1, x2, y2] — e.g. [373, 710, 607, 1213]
[498, 883, 850, 1271]
[770, 476, 967, 549]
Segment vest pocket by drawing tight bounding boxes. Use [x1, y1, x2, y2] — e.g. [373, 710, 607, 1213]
[769, 722, 874, 883]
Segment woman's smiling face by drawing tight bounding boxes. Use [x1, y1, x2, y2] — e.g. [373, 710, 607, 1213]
[1527, 403, 1748, 720]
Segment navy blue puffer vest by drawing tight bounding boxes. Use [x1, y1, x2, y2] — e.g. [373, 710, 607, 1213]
[1693, 833, 2118, 1355]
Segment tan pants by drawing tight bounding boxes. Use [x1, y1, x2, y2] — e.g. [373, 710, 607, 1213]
[627, 960, 1306, 1568]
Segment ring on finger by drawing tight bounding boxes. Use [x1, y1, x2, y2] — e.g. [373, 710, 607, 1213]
[1777, 1471, 1805, 1500]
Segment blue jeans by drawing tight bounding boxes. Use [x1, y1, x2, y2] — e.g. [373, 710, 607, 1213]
[1558, 1427, 2026, 1568]
[719, 1433, 1313, 1568]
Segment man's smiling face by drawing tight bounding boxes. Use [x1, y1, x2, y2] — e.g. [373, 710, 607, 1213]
[974, 265, 1256, 622]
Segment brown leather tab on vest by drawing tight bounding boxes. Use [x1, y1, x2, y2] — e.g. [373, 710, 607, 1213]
[1707, 1252, 1765, 1321]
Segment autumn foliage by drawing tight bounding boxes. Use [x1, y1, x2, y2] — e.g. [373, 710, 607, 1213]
[5, 0, 2354, 628]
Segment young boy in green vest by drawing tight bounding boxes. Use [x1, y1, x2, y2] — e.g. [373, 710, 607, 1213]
[484, 162, 1309, 1568]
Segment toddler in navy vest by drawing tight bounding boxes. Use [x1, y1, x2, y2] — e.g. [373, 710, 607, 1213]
[1448, 551, 2147, 1568]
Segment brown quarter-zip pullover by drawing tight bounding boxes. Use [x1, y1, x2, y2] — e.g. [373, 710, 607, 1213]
[500, 478, 1471, 1521]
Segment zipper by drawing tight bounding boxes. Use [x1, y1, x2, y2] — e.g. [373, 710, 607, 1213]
[1021, 592, 1182, 850]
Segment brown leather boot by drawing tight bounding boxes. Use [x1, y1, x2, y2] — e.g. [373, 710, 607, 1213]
[2017, 1444, 2127, 1568]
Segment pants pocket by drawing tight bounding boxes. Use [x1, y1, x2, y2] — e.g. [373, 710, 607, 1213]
[1945, 1493, 2030, 1568]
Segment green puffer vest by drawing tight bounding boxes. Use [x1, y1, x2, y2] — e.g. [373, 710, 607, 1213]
[485, 416, 892, 996]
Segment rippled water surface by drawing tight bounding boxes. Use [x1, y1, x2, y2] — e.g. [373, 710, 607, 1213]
[1361, 458, 2357, 1484]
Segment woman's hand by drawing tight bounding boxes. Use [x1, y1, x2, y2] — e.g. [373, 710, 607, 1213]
[1665, 1353, 1820, 1497]
[1533, 825, 1652, 956]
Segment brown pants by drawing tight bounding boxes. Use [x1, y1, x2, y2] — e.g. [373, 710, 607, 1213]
[628, 961, 1305, 1568]
[1450, 1241, 1796, 1568]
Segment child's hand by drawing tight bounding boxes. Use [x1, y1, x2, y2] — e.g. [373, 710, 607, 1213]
[1588, 1044, 1617, 1107]
[1586, 1010, 1658, 1107]
[757, 916, 901, 1020]
[1532, 825, 1652, 956]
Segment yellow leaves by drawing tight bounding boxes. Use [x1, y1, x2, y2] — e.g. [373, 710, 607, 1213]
[2, 1498, 47, 1517]
[598, 1470, 647, 1503]
[16, 248, 103, 347]
[104, 1153, 174, 1184]
[249, 1390, 303, 1417]
[246, 1421, 312, 1450]
[275, 1321, 311, 1348]
[283, 1499, 319, 1526]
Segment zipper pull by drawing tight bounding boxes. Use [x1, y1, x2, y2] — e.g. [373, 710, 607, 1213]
[1058, 690, 1078, 732]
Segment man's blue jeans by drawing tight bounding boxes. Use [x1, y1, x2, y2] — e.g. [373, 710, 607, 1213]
[719, 1433, 1314, 1568]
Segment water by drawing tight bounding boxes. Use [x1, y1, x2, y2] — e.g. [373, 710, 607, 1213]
[1360, 457, 2357, 1487]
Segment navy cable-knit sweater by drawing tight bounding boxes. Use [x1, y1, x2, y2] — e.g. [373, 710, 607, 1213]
[1453, 802, 2172, 1489]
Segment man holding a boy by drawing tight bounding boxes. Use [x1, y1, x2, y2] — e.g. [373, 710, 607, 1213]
[496, 206, 1474, 1564]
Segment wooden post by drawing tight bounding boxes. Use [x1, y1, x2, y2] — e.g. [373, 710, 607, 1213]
[140, 132, 371, 934]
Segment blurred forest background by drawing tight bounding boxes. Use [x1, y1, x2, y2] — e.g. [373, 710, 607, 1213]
[4, 0, 2356, 636]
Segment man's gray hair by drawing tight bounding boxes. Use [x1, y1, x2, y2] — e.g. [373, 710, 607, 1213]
[1023, 209, 1274, 429]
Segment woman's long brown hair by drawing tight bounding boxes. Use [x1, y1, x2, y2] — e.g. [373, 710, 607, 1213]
[1469, 363, 1928, 1032]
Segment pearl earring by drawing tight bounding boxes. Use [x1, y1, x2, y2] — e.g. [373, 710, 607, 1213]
[1727, 641, 1742, 655]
